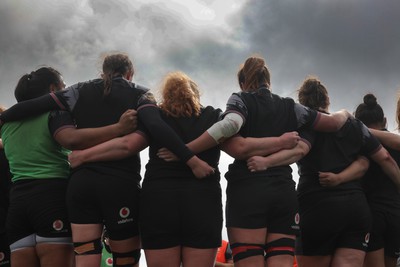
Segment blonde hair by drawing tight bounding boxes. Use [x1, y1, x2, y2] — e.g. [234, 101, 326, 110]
[159, 71, 201, 117]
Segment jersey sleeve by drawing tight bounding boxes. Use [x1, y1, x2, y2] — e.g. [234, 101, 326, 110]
[293, 103, 319, 129]
[222, 93, 247, 123]
[0, 85, 79, 123]
[48, 110, 76, 137]
[0, 94, 61, 123]
[298, 127, 315, 149]
[53, 83, 80, 112]
[358, 119, 382, 155]
[136, 91, 195, 162]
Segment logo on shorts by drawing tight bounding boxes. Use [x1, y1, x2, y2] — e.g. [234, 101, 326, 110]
[365, 233, 370, 244]
[106, 257, 113, 266]
[294, 213, 300, 225]
[119, 207, 130, 218]
[0, 252, 4, 261]
[53, 219, 64, 231]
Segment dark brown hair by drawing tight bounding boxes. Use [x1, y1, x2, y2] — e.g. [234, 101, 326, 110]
[102, 53, 134, 95]
[237, 56, 271, 92]
[355, 93, 385, 127]
[298, 76, 329, 111]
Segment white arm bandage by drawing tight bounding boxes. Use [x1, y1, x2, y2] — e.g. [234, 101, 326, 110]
[207, 113, 244, 143]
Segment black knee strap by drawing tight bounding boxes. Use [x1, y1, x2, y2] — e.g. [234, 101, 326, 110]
[264, 238, 295, 259]
[112, 249, 141, 267]
[230, 242, 265, 263]
[73, 238, 102, 255]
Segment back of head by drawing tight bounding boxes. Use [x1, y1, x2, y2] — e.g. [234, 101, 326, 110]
[14, 67, 63, 102]
[298, 77, 329, 111]
[354, 93, 385, 127]
[102, 53, 134, 95]
[238, 56, 271, 92]
[159, 71, 201, 118]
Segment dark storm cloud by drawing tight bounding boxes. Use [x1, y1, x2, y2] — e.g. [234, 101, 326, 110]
[234, 0, 400, 127]
[0, 0, 245, 108]
[1, 0, 400, 128]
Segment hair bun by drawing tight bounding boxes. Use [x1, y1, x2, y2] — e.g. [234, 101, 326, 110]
[363, 93, 377, 107]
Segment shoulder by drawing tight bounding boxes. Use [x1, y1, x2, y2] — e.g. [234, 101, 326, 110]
[132, 83, 150, 93]
[201, 106, 223, 119]
[49, 110, 71, 118]
[202, 105, 223, 113]
[73, 79, 103, 89]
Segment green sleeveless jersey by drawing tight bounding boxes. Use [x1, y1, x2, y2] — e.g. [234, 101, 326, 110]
[1, 112, 70, 182]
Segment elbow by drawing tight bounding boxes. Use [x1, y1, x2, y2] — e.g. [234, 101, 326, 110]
[359, 157, 370, 174]
[60, 138, 82, 150]
[296, 149, 308, 159]
[295, 141, 310, 160]
[292, 147, 308, 161]
[373, 148, 395, 168]
[380, 150, 393, 163]
[224, 140, 249, 160]
[120, 136, 140, 155]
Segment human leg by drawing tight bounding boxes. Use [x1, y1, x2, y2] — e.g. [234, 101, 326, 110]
[331, 248, 365, 267]
[384, 255, 398, 267]
[71, 223, 103, 267]
[181, 247, 218, 267]
[144, 246, 181, 267]
[33, 179, 74, 267]
[102, 178, 141, 267]
[109, 236, 141, 267]
[227, 227, 266, 267]
[264, 233, 295, 267]
[0, 231, 11, 267]
[36, 242, 74, 267]
[180, 178, 222, 267]
[296, 255, 331, 267]
[10, 247, 39, 267]
[363, 249, 385, 267]
[140, 179, 182, 266]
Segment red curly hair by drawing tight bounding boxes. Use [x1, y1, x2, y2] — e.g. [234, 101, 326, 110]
[159, 71, 201, 117]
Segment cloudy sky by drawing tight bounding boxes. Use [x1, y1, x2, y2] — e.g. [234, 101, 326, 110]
[2, 0, 400, 121]
[1, 0, 400, 261]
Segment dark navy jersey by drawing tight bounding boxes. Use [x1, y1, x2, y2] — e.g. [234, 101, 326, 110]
[144, 106, 222, 181]
[362, 130, 400, 206]
[297, 117, 382, 198]
[53, 77, 150, 180]
[48, 110, 75, 136]
[223, 87, 319, 181]
[0, 76, 196, 179]
[56, 77, 151, 128]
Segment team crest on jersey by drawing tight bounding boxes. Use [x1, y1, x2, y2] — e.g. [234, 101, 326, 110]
[53, 219, 64, 231]
[294, 213, 300, 224]
[105, 257, 113, 266]
[0, 252, 4, 261]
[119, 207, 130, 218]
